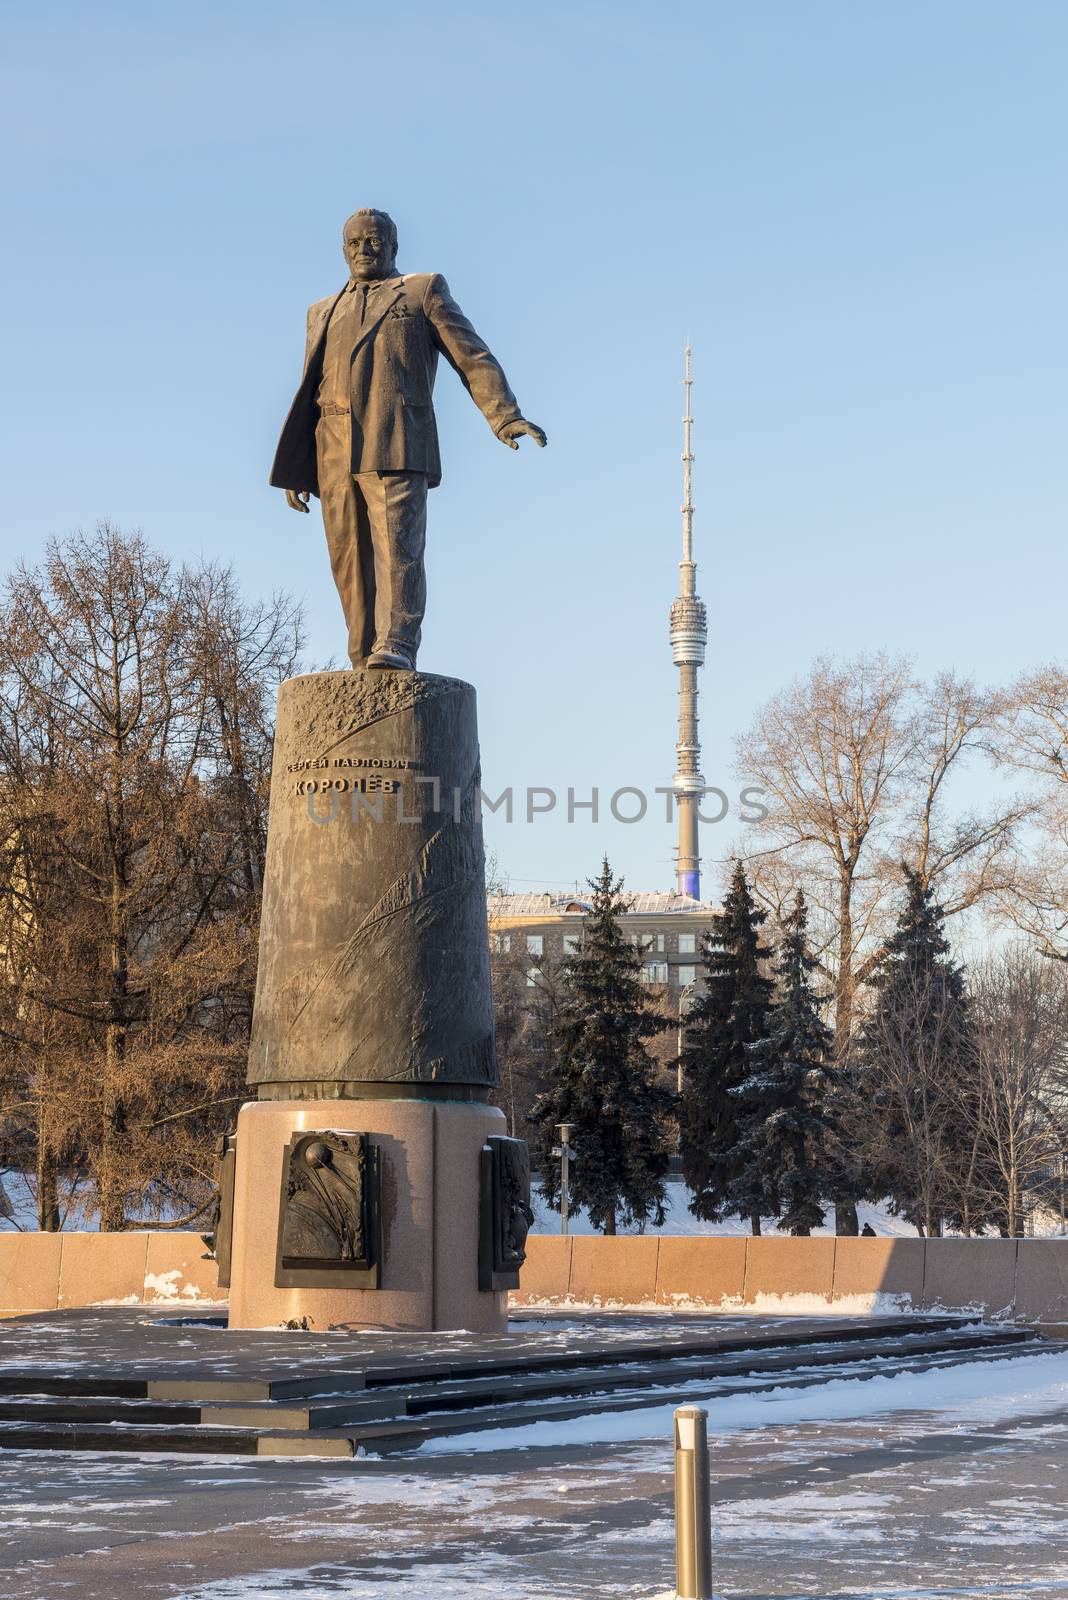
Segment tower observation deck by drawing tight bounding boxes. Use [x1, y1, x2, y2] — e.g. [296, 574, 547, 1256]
[669, 346, 708, 900]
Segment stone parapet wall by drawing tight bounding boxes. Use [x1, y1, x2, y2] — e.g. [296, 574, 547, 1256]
[512, 1235, 1068, 1323]
[3, 1231, 1066, 1323]
[0, 1231, 221, 1316]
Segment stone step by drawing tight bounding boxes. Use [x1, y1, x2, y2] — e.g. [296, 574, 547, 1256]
[199, 1395, 403, 1429]
[0, 1320, 1014, 1418]
[0, 1326, 1048, 1452]
[323, 1338, 1064, 1456]
[0, 1421, 358, 1457]
[0, 1312, 978, 1401]
[359, 1312, 984, 1385]
[132, 1313, 985, 1405]
[0, 1399, 200, 1425]
[0, 1321, 1028, 1428]
[398, 1326, 1036, 1417]
[0, 1393, 401, 1429]
[224, 1327, 1041, 1432]
[0, 1374, 151, 1399]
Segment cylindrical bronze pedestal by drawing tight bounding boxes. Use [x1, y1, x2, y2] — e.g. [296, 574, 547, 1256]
[227, 669, 509, 1331]
[248, 669, 496, 1098]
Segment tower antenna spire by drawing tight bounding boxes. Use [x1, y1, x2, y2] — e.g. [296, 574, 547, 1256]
[668, 345, 708, 900]
[682, 343, 694, 566]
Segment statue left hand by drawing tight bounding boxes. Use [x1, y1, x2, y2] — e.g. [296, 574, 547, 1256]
[499, 418, 547, 450]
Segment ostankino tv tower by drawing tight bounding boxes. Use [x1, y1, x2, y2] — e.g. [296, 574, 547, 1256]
[669, 347, 708, 899]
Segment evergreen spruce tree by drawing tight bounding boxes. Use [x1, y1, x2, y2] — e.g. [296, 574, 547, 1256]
[678, 861, 774, 1230]
[858, 868, 976, 1235]
[726, 890, 837, 1234]
[821, 1053, 874, 1237]
[528, 859, 673, 1234]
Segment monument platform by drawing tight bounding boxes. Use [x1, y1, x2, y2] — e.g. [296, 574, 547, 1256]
[227, 1097, 507, 1331]
[0, 1305, 1052, 1458]
[226, 668, 527, 1333]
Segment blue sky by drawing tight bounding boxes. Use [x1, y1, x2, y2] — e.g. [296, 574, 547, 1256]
[2, 1, 1065, 895]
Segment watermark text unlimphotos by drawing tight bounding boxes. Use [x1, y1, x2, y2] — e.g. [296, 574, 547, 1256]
[297, 777, 768, 827]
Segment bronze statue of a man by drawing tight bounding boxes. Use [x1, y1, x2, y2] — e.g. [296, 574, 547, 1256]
[270, 209, 546, 671]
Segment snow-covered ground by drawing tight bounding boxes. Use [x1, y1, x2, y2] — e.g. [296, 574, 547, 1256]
[530, 1177, 1068, 1239]
[5, 1169, 1066, 1239]
[4, 1349, 1068, 1598]
[417, 1347, 1068, 1454]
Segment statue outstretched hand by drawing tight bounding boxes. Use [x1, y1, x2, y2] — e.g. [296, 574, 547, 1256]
[285, 489, 311, 513]
[499, 419, 547, 450]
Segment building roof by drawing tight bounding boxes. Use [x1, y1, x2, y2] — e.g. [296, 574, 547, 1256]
[487, 891, 717, 918]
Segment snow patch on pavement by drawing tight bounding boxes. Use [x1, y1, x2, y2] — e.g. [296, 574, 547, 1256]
[418, 1349, 1068, 1455]
[167, 1552, 646, 1598]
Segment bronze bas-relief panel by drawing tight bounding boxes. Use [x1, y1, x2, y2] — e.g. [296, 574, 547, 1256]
[204, 1132, 237, 1289]
[479, 1135, 533, 1293]
[274, 1131, 381, 1289]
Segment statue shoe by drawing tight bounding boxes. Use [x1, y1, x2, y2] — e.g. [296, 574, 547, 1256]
[366, 646, 416, 671]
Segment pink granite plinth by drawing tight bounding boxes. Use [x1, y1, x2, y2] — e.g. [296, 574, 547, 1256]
[227, 1098, 507, 1332]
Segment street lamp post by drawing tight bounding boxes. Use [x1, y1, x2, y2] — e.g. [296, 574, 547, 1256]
[552, 1123, 576, 1235]
[677, 981, 697, 1099]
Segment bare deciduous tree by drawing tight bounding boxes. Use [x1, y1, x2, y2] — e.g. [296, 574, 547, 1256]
[0, 525, 302, 1230]
[903, 672, 1025, 914]
[489, 934, 567, 1138]
[990, 665, 1068, 961]
[736, 653, 917, 1053]
[736, 655, 1025, 1052]
[853, 960, 973, 1237]
[967, 946, 1068, 1236]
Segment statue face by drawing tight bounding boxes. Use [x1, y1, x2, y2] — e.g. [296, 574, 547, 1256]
[343, 218, 397, 282]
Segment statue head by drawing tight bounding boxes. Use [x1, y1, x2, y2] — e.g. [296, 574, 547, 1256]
[343, 209, 399, 282]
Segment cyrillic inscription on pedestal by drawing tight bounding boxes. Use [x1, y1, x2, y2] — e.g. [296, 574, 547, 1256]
[275, 1132, 381, 1289]
[479, 1135, 533, 1292]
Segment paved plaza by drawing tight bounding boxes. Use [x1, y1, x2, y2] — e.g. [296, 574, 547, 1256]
[2, 1312, 1066, 1599]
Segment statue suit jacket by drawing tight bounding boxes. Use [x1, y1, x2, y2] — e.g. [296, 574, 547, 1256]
[270, 272, 522, 495]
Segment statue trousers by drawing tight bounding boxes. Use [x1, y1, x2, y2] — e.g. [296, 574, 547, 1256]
[316, 412, 428, 666]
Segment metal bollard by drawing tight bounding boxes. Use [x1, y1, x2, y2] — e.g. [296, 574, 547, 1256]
[674, 1406, 713, 1599]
